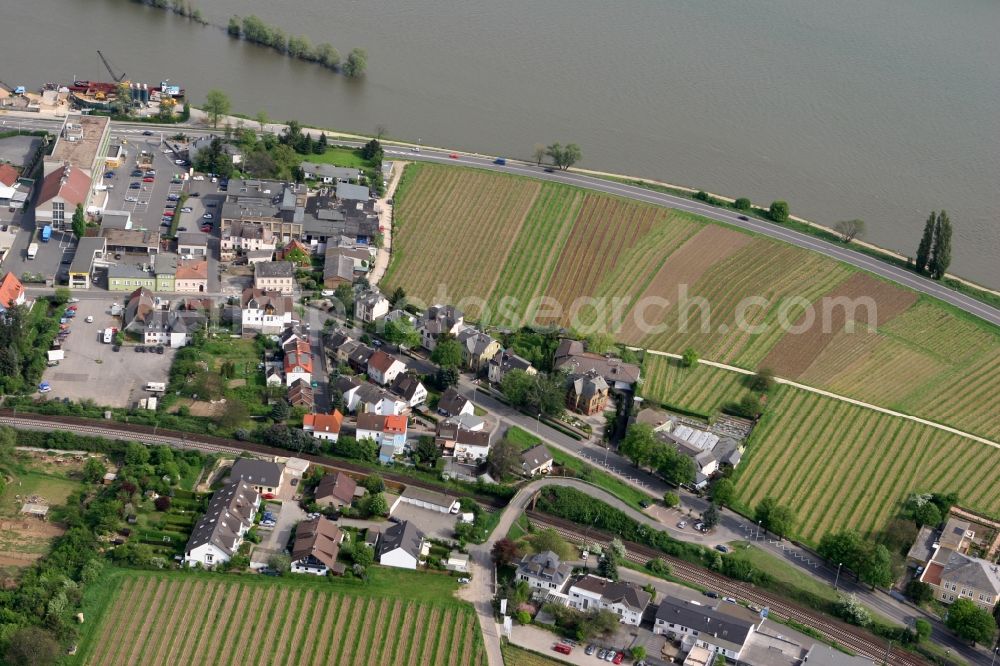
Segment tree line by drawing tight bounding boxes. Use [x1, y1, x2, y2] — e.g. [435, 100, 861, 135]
[228, 15, 367, 78]
[129, 0, 206, 24]
[914, 210, 953, 280]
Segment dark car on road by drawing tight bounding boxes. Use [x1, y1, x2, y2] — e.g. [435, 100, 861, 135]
[142, 130, 153, 136]
[738, 215, 749, 221]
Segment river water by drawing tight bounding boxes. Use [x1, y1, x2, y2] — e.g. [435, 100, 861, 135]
[2, 0, 998, 286]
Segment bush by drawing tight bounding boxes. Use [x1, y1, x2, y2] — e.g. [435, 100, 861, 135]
[734, 197, 752, 211]
[153, 496, 172, 512]
[904, 580, 933, 604]
[768, 200, 790, 223]
[515, 610, 531, 625]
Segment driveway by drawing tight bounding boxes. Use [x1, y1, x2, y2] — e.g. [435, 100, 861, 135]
[251, 500, 306, 567]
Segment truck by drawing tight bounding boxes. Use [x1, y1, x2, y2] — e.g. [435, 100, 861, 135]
[145, 382, 166, 393]
[26, 243, 38, 259]
[102, 328, 115, 344]
[41, 225, 52, 242]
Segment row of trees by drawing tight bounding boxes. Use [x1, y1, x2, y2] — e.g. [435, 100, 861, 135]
[915, 210, 953, 280]
[131, 0, 205, 23]
[618, 422, 695, 486]
[499, 368, 567, 419]
[227, 15, 367, 77]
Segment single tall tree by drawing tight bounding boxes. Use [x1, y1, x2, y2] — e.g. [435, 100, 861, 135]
[533, 144, 547, 166]
[203, 89, 231, 129]
[929, 210, 952, 280]
[71, 203, 86, 238]
[915, 211, 936, 274]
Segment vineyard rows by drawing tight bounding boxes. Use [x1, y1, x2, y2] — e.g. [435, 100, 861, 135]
[82, 575, 486, 666]
[733, 386, 1000, 544]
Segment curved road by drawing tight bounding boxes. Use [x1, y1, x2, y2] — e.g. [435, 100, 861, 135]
[8, 113, 997, 325]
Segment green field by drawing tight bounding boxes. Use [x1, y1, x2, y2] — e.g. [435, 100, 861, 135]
[76, 569, 485, 666]
[501, 644, 564, 666]
[0, 471, 80, 517]
[300, 146, 373, 170]
[732, 386, 1000, 544]
[640, 354, 753, 417]
[384, 163, 999, 443]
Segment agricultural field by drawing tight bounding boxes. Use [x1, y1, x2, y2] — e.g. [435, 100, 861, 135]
[732, 386, 1000, 545]
[501, 644, 564, 666]
[640, 354, 753, 417]
[385, 163, 1000, 441]
[77, 570, 486, 666]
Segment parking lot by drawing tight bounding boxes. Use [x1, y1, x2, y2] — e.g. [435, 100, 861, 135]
[104, 135, 189, 231]
[40, 298, 176, 407]
[390, 502, 461, 541]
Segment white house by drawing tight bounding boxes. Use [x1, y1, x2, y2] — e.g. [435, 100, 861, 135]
[654, 596, 757, 661]
[184, 480, 260, 568]
[377, 520, 426, 570]
[516, 551, 573, 599]
[416, 304, 465, 351]
[567, 575, 652, 626]
[355, 412, 408, 454]
[355, 288, 390, 324]
[241, 288, 294, 335]
[390, 374, 427, 408]
[284, 341, 314, 387]
[335, 376, 406, 416]
[437, 387, 473, 417]
[520, 444, 554, 476]
[367, 349, 407, 386]
[302, 411, 344, 442]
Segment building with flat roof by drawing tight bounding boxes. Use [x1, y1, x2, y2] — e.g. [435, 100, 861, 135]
[69, 237, 107, 289]
[44, 114, 111, 211]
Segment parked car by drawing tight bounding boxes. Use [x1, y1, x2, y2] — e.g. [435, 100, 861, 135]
[639, 499, 651, 508]
[177, 226, 188, 232]
[131, 170, 143, 177]
[612, 652, 624, 664]
[129, 182, 141, 189]
[598, 649, 608, 660]
[715, 544, 730, 553]
[457, 577, 470, 584]
[145, 170, 156, 176]
[143, 177, 154, 183]
[677, 520, 687, 529]
[181, 206, 193, 213]
[703, 590, 719, 598]
[553, 644, 571, 655]
[85, 315, 94, 323]
[156, 346, 165, 354]
[585, 645, 596, 656]
[202, 213, 213, 220]
[125, 196, 138, 202]
[134, 346, 144, 353]
[189, 191, 200, 197]
[723, 596, 737, 604]
[38, 382, 51, 393]
[105, 171, 115, 179]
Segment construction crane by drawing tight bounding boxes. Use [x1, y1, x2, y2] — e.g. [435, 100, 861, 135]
[96, 50, 126, 83]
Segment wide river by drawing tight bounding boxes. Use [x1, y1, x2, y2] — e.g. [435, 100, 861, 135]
[2, 0, 999, 287]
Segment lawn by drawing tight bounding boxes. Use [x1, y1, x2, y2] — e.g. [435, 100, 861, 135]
[501, 643, 564, 666]
[74, 568, 486, 666]
[0, 471, 80, 517]
[385, 163, 999, 442]
[732, 386, 1000, 545]
[726, 542, 839, 604]
[506, 426, 652, 509]
[300, 146, 373, 170]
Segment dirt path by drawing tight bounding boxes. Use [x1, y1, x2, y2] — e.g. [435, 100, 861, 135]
[369, 161, 408, 286]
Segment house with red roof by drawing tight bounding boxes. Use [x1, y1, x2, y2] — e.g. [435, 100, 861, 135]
[356, 412, 409, 455]
[367, 349, 407, 386]
[0, 272, 26, 312]
[35, 165, 92, 231]
[284, 348, 314, 387]
[303, 410, 344, 443]
[0, 164, 20, 203]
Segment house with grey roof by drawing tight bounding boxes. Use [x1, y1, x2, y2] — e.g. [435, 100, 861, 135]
[417, 304, 465, 350]
[457, 328, 501, 372]
[184, 480, 260, 568]
[391, 486, 460, 515]
[566, 369, 609, 415]
[302, 162, 360, 184]
[378, 520, 426, 570]
[253, 260, 295, 294]
[141, 310, 205, 348]
[521, 444, 553, 476]
[801, 645, 875, 666]
[566, 574, 652, 625]
[177, 232, 207, 256]
[390, 373, 428, 408]
[487, 348, 536, 385]
[918, 517, 1000, 610]
[437, 387, 473, 418]
[654, 596, 757, 661]
[554, 338, 641, 391]
[229, 458, 284, 495]
[516, 551, 573, 598]
[355, 288, 390, 324]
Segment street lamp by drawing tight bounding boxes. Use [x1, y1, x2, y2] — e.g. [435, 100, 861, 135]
[833, 562, 842, 590]
[756, 520, 762, 541]
[535, 412, 541, 436]
[990, 646, 998, 666]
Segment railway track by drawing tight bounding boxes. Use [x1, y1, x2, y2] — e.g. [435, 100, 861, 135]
[526, 511, 927, 666]
[0, 410, 506, 508]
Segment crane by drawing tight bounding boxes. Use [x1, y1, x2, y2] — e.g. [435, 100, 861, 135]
[96, 50, 126, 83]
